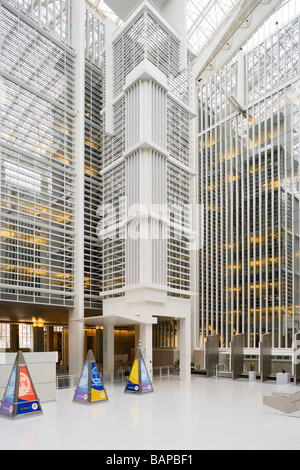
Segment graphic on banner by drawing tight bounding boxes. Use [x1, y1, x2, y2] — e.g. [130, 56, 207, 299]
[125, 360, 140, 393]
[91, 362, 107, 402]
[74, 362, 89, 402]
[140, 360, 153, 392]
[73, 351, 108, 404]
[17, 366, 41, 416]
[0, 366, 16, 416]
[125, 344, 154, 394]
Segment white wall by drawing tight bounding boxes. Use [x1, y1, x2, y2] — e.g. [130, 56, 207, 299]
[0, 352, 58, 403]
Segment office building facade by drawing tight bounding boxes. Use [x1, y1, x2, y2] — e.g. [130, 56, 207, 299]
[199, 7, 300, 370]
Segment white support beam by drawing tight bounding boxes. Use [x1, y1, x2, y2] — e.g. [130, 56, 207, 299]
[192, 0, 284, 81]
[103, 324, 115, 373]
[179, 317, 192, 381]
[69, 0, 86, 376]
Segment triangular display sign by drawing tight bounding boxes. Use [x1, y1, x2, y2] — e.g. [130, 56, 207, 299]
[73, 350, 108, 404]
[0, 351, 42, 419]
[125, 346, 154, 394]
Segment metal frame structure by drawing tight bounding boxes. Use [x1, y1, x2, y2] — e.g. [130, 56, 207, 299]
[198, 11, 300, 357]
[187, 0, 244, 57]
[0, 0, 76, 307]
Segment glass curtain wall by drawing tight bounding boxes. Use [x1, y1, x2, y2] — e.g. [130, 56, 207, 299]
[0, 0, 75, 306]
[199, 14, 300, 351]
[84, 8, 104, 310]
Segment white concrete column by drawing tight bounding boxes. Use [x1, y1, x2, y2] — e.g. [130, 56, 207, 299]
[135, 325, 140, 350]
[139, 323, 153, 381]
[180, 317, 191, 381]
[139, 149, 153, 285]
[68, 0, 85, 375]
[103, 325, 114, 373]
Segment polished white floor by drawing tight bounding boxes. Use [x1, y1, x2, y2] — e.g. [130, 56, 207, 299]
[0, 375, 300, 450]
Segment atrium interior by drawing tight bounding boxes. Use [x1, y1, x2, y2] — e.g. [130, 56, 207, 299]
[0, 0, 300, 451]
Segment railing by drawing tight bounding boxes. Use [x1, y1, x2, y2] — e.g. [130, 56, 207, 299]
[56, 374, 80, 390]
[56, 371, 127, 390]
[214, 363, 230, 378]
[153, 365, 177, 377]
[56, 366, 177, 390]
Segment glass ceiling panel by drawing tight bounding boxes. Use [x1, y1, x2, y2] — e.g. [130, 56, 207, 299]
[88, 0, 289, 59]
[186, 0, 243, 56]
[89, 0, 244, 56]
[86, 0, 123, 25]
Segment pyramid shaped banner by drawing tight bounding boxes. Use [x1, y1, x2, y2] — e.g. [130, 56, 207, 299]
[73, 350, 108, 404]
[125, 347, 154, 394]
[0, 351, 42, 419]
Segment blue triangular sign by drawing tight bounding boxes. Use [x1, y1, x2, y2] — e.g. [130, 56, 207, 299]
[73, 350, 108, 404]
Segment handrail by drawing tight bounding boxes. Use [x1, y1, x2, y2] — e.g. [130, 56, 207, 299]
[56, 365, 177, 390]
[214, 363, 230, 377]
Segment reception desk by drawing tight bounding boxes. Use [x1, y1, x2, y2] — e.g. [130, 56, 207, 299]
[0, 352, 58, 403]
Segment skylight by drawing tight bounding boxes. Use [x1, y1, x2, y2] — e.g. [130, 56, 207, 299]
[87, 0, 294, 60]
[89, 0, 244, 56]
[86, 0, 123, 26]
[186, 0, 243, 56]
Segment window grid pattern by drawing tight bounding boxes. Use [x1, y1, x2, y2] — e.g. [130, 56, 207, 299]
[113, 11, 190, 105]
[84, 59, 103, 309]
[102, 163, 126, 294]
[5, 0, 71, 42]
[167, 164, 191, 293]
[246, 17, 300, 103]
[101, 97, 125, 170]
[167, 96, 192, 166]
[1, 7, 74, 110]
[101, 87, 126, 295]
[85, 8, 105, 67]
[199, 15, 300, 350]
[0, 4, 75, 306]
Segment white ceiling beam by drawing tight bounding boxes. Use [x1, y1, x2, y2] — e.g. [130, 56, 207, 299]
[192, 0, 284, 81]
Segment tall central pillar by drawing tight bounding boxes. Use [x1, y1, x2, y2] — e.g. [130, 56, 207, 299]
[125, 63, 169, 293]
[101, 1, 194, 382]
